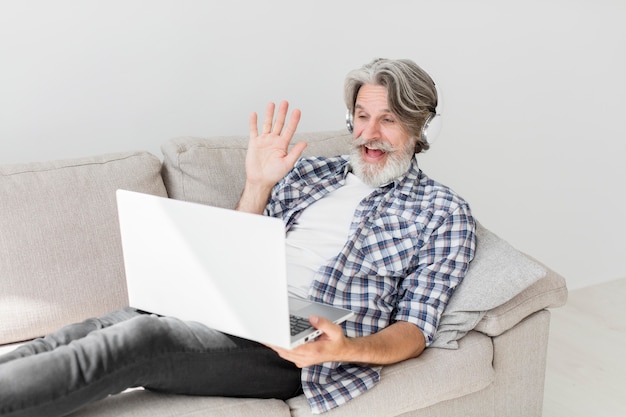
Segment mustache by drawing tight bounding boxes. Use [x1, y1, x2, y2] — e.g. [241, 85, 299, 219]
[352, 137, 397, 153]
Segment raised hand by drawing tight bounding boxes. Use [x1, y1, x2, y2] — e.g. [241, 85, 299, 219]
[236, 101, 307, 214]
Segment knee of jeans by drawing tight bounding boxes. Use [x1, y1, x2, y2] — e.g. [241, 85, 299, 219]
[120, 315, 236, 353]
[122, 315, 180, 351]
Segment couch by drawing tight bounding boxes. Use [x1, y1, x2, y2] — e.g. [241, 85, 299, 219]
[0, 130, 568, 417]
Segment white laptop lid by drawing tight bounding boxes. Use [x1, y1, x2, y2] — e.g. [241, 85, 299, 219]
[116, 189, 294, 348]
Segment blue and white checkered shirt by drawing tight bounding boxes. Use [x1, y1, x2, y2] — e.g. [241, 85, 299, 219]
[265, 155, 476, 414]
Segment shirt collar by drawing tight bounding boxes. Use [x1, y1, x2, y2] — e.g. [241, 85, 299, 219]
[391, 156, 422, 196]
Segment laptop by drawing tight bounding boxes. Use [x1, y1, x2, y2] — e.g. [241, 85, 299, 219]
[116, 189, 354, 349]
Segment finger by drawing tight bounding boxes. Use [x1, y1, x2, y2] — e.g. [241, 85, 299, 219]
[281, 108, 301, 140]
[309, 315, 322, 328]
[262, 102, 276, 134]
[309, 315, 339, 336]
[268, 346, 301, 366]
[266, 343, 295, 357]
[284, 141, 307, 168]
[272, 101, 289, 134]
[249, 112, 259, 140]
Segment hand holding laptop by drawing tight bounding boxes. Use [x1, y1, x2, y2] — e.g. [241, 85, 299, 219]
[268, 314, 351, 368]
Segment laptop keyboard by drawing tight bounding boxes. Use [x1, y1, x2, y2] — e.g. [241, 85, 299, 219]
[290, 315, 311, 336]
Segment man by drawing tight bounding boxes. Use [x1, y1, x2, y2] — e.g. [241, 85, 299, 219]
[0, 58, 475, 416]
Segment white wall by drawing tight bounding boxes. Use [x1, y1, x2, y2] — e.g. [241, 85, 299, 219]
[1, 0, 624, 290]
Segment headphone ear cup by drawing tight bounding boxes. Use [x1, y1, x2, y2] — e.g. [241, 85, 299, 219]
[422, 82, 443, 144]
[346, 110, 354, 133]
[422, 112, 442, 145]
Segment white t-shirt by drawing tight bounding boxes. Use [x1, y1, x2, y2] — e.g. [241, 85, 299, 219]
[285, 173, 375, 298]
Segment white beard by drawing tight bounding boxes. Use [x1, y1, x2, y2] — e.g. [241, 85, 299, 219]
[349, 136, 417, 187]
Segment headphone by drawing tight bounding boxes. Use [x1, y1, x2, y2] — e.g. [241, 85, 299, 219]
[346, 83, 443, 145]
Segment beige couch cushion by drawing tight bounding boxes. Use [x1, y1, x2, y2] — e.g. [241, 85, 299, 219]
[430, 223, 556, 348]
[475, 260, 568, 337]
[0, 152, 167, 345]
[74, 391, 291, 417]
[288, 331, 494, 417]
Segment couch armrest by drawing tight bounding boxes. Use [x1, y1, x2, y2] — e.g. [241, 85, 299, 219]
[474, 258, 568, 337]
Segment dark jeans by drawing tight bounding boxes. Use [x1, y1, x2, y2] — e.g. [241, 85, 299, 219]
[0, 308, 302, 417]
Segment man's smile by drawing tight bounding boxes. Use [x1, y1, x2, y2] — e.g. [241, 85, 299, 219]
[362, 145, 387, 163]
[356, 139, 395, 164]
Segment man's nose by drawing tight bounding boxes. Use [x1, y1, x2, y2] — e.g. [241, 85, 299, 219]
[361, 120, 381, 140]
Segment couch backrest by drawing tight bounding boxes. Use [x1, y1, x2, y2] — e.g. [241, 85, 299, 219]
[0, 152, 167, 345]
[1, 131, 567, 348]
[161, 130, 352, 208]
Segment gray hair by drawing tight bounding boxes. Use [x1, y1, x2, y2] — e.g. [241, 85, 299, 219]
[344, 58, 438, 153]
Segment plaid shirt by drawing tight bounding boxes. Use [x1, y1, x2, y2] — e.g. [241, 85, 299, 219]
[265, 155, 476, 414]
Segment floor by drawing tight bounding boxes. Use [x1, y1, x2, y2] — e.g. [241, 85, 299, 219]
[542, 277, 626, 417]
